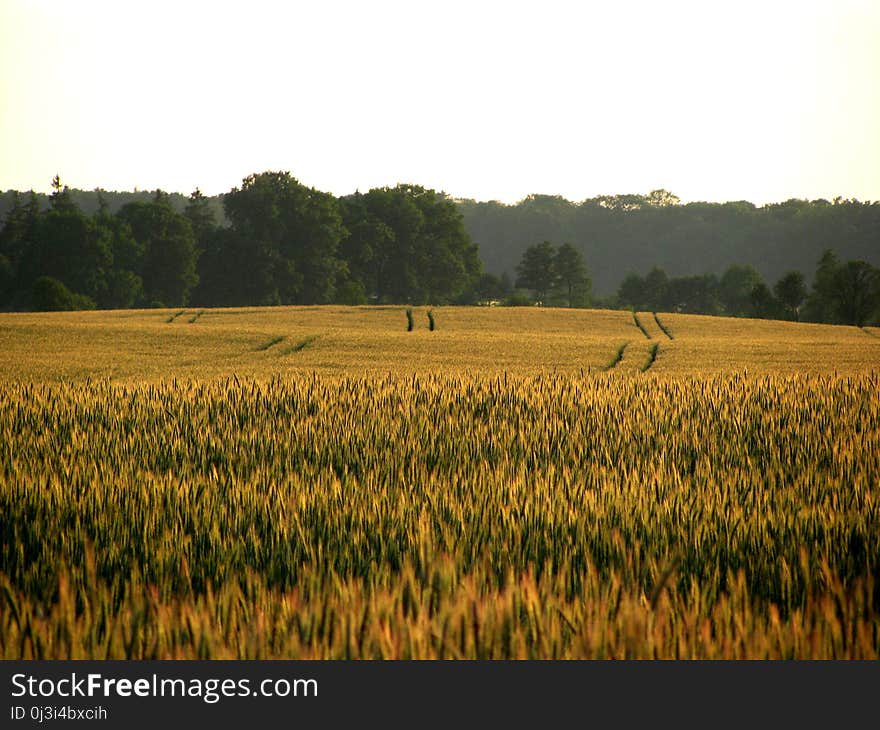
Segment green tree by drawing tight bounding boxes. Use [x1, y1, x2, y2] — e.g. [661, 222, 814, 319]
[409, 186, 480, 304]
[339, 192, 396, 302]
[0, 253, 12, 306]
[832, 261, 880, 326]
[515, 241, 557, 303]
[31, 275, 95, 311]
[665, 274, 722, 315]
[363, 186, 423, 303]
[93, 205, 143, 309]
[21, 181, 112, 305]
[644, 266, 669, 310]
[192, 227, 280, 307]
[0, 191, 41, 305]
[553, 242, 590, 307]
[459, 193, 880, 301]
[773, 271, 807, 321]
[617, 272, 646, 309]
[335, 279, 368, 305]
[223, 171, 345, 304]
[117, 191, 198, 307]
[184, 188, 218, 251]
[750, 282, 780, 319]
[339, 185, 479, 304]
[804, 250, 841, 323]
[470, 272, 511, 303]
[645, 189, 681, 207]
[49, 175, 70, 209]
[290, 187, 347, 304]
[719, 265, 763, 316]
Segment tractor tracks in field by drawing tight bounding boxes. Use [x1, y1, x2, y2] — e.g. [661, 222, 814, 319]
[255, 334, 322, 354]
[255, 335, 286, 351]
[603, 341, 629, 371]
[281, 334, 320, 355]
[602, 339, 660, 373]
[641, 342, 660, 372]
[653, 313, 674, 340]
[634, 310, 674, 341]
[610, 311, 672, 374]
[633, 312, 651, 339]
[166, 310, 204, 324]
[626, 311, 668, 372]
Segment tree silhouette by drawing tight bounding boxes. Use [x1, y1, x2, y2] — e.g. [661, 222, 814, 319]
[515, 241, 557, 303]
[554, 243, 590, 307]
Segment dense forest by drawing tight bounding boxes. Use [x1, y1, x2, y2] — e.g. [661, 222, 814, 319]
[1, 176, 878, 325]
[459, 191, 880, 296]
[0, 173, 480, 311]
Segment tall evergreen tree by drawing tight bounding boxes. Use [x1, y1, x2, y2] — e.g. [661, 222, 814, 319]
[19, 177, 111, 306]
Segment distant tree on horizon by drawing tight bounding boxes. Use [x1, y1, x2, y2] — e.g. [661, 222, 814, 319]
[554, 243, 591, 308]
[515, 241, 557, 303]
[117, 191, 198, 307]
[833, 260, 880, 327]
[339, 184, 479, 305]
[1, 176, 879, 323]
[774, 271, 807, 321]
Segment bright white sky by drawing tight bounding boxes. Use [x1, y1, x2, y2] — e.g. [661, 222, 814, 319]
[1, 0, 878, 205]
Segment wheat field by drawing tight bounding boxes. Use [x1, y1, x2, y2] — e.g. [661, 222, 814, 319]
[0, 306, 878, 658]
[1, 305, 877, 382]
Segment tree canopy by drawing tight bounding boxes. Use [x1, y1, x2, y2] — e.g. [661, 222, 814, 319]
[0, 173, 481, 311]
[457, 193, 880, 298]
[614, 252, 880, 325]
[1, 178, 878, 326]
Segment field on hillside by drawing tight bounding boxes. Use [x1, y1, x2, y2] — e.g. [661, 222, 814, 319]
[1, 305, 878, 381]
[0, 306, 878, 658]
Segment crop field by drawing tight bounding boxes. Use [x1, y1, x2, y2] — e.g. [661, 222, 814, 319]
[0, 306, 878, 658]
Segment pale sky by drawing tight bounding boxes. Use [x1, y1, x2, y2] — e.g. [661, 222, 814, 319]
[1, 0, 878, 205]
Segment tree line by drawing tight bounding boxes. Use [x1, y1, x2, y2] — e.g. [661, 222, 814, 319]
[612, 253, 880, 326]
[458, 191, 880, 298]
[1, 176, 878, 325]
[0, 173, 481, 311]
[486, 241, 879, 326]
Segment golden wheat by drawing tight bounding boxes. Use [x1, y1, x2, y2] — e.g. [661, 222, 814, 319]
[0, 307, 877, 658]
